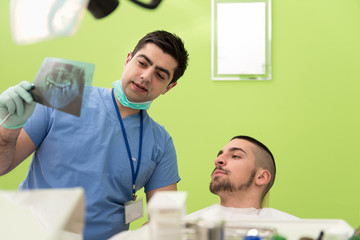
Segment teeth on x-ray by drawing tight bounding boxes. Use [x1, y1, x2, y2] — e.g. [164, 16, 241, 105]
[31, 57, 95, 117]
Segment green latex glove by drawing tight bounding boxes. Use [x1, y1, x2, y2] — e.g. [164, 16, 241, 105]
[0, 81, 36, 129]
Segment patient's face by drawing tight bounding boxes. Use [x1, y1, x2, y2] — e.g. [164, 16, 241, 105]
[39, 63, 82, 108]
[210, 139, 257, 193]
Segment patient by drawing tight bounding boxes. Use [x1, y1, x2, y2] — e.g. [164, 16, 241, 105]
[185, 135, 298, 221]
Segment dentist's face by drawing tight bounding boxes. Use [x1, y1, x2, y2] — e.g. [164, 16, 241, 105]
[40, 63, 82, 108]
[121, 43, 178, 103]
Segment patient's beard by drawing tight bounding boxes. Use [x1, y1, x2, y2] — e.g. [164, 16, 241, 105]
[210, 169, 256, 194]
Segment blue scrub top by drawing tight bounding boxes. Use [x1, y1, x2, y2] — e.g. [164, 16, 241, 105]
[21, 87, 180, 240]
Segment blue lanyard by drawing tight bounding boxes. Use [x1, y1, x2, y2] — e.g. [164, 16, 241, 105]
[111, 89, 143, 201]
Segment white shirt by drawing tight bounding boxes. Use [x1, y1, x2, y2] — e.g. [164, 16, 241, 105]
[184, 204, 299, 221]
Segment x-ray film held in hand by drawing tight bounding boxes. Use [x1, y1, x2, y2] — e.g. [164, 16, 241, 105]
[31, 57, 95, 117]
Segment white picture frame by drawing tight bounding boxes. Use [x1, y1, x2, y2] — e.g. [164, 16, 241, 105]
[211, 0, 272, 80]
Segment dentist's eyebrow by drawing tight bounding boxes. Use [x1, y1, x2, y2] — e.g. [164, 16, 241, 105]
[138, 54, 171, 79]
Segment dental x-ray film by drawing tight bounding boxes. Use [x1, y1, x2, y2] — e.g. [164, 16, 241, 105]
[31, 57, 95, 117]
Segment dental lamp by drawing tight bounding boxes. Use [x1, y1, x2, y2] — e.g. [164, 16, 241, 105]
[88, 0, 163, 19]
[10, 0, 162, 45]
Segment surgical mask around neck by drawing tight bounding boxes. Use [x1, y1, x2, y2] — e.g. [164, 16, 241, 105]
[112, 80, 153, 110]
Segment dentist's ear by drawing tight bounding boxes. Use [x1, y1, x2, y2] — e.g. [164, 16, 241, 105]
[162, 82, 177, 95]
[125, 52, 133, 66]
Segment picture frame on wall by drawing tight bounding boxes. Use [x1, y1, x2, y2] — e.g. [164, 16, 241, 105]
[211, 0, 272, 80]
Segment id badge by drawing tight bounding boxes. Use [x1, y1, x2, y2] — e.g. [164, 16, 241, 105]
[125, 198, 143, 224]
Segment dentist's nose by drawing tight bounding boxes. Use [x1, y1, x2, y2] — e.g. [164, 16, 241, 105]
[140, 68, 153, 82]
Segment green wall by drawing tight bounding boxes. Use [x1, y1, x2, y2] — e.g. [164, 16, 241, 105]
[1, 0, 359, 231]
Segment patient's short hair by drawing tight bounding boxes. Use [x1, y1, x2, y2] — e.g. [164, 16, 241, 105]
[231, 135, 276, 198]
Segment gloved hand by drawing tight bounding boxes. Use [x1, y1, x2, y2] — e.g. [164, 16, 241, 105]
[0, 81, 36, 129]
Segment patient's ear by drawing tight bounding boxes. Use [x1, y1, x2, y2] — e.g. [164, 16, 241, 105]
[255, 169, 271, 186]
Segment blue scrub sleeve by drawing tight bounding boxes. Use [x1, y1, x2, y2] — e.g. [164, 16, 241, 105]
[144, 136, 180, 192]
[23, 104, 51, 147]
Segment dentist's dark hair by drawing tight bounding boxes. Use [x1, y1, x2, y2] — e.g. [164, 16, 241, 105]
[132, 30, 189, 84]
